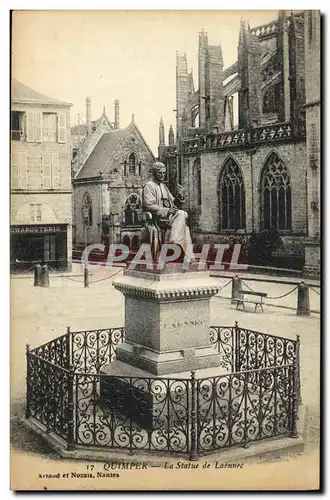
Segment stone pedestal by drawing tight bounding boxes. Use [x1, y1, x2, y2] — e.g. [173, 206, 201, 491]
[112, 265, 222, 375]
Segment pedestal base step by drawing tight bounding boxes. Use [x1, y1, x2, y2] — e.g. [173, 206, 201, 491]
[116, 341, 222, 376]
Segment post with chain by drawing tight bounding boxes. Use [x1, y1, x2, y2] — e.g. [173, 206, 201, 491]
[231, 275, 242, 304]
[41, 264, 50, 288]
[84, 266, 89, 288]
[291, 346, 299, 438]
[33, 264, 42, 287]
[189, 370, 198, 461]
[67, 366, 75, 451]
[25, 344, 31, 419]
[234, 321, 240, 372]
[296, 281, 310, 316]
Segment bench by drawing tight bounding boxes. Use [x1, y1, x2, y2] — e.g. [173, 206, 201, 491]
[234, 290, 268, 312]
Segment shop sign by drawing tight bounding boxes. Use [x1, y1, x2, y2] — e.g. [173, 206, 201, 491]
[11, 225, 66, 234]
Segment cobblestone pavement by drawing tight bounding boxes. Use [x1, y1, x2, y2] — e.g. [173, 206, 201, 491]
[10, 266, 320, 481]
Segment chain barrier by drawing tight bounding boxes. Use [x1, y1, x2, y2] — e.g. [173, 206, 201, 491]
[42, 263, 124, 286]
[309, 286, 320, 296]
[219, 279, 232, 291]
[241, 280, 254, 292]
[241, 279, 298, 300]
[89, 268, 124, 284]
[264, 286, 298, 300]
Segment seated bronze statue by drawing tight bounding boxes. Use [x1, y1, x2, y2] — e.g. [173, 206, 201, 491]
[141, 162, 193, 262]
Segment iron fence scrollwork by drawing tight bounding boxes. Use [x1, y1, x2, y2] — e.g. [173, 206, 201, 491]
[25, 324, 300, 460]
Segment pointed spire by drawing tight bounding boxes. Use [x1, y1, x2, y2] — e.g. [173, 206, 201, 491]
[103, 105, 106, 114]
[239, 19, 246, 45]
[159, 116, 165, 146]
[218, 42, 223, 65]
[131, 113, 135, 123]
[168, 125, 175, 146]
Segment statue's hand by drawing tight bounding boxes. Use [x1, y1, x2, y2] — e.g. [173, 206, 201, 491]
[176, 184, 184, 197]
[168, 207, 178, 217]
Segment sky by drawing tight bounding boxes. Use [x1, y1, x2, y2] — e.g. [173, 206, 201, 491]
[12, 10, 278, 156]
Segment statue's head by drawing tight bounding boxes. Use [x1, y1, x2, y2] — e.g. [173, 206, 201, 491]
[151, 162, 166, 183]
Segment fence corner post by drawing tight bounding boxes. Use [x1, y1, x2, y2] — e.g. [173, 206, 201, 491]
[234, 321, 240, 372]
[67, 365, 75, 451]
[189, 370, 198, 461]
[291, 345, 299, 439]
[25, 344, 31, 419]
[66, 326, 71, 369]
[296, 334, 302, 404]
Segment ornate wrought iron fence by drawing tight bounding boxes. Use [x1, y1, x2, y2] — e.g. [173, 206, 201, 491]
[196, 364, 296, 455]
[70, 327, 125, 373]
[25, 324, 300, 459]
[31, 331, 70, 369]
[74, 373, 191, 455]
[236, 328, 298, 371]
[25, 349, 70, 441]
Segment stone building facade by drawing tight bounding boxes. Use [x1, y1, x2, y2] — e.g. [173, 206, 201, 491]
[159, 11, 321, 274]
[10, 80, 72, 271]
[72, 101, 155, 251]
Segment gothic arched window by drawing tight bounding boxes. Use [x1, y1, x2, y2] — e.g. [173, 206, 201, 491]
[82, 192, 93, 226]
[124, 193, 142, 226]
[219, 158, 245, 230]
[193, 158, 202, 207]
[260, 153, 291, 230]
[128, 153, 137, 174]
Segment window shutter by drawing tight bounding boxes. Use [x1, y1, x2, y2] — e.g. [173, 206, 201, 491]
[26, 112, 35, 142]
[11, 152, 19, 189]
[42, 153, 51, 189]
[51, 153, 60, 188]
[35, 111, 42, 142]
[30, 204, 35, 222]
[19, 152, 28, 189]
[58, 113, 66, 143]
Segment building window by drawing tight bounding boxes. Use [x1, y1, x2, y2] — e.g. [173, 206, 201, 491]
[43, 113, 57, 142]
[219, 157, 245, 230]
[82, 193, 93, 226]
[128, 153, 137, 174]
[124, 194, 142, 226]
[193, 158, 202, 206]
[11, 111, 25, 141]
[263, 84, 280, 113]
[260, 153, 291, 230]
[30, 204, 42, 222]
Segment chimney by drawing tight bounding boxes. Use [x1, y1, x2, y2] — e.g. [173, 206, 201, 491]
[86, 96, 92, 136]
[114, 99, 120, 129]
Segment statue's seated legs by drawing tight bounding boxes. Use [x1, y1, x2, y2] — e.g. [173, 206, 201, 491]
[139, 210, 193, 264]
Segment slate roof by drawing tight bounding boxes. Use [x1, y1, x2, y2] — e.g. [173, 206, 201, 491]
[76, 129, 127, 179]
[12, 79, 72, 106]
